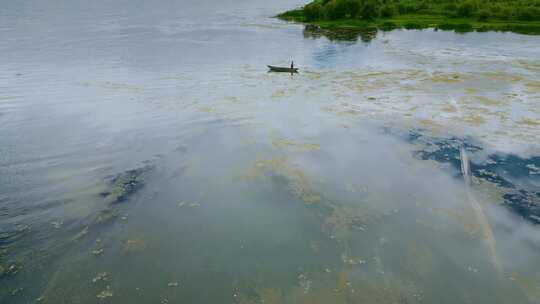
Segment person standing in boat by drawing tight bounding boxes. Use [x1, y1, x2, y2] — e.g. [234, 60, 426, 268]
[291, 61, 294, 69]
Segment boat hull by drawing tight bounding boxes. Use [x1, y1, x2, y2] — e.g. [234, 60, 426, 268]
[267, 65, 299, 73]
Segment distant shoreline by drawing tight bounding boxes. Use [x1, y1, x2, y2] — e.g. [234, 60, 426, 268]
[277, 1, 540, 35]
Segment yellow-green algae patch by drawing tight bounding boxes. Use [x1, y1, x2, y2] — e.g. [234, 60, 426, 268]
[480, 71, 524, 83]
[525, 81, 540, 93]
[440, 104, 458, 113]
[121, 238, 147, 254]
[462, 114, 486, 125]
[423, 72, 463, 84]
[517, 118, 540, 126]
[234, 272, 422, 304]
[198, 106, 214, 113]
[475, 96, 503, 106]
[322, 204, 374, 240]
[465, 87, 479, 94]
[81, 81, 144, 93]
[242, 158, 322, 204]
[417, 119, 444, 131]
[271, 88, 296, 99]
[272, 138, 321, 151]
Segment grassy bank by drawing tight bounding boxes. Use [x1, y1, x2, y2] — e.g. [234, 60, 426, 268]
[277, 0, 540, 35]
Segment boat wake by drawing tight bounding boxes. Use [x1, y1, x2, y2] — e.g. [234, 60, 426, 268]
[452, 98, 501, 272]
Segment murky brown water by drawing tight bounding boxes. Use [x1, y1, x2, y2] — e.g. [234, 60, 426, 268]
[1, 0, 540, 303]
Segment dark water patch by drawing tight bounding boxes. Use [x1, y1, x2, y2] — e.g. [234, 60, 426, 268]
[503, 192, 540, 224]
[407, 129, 481, 177]
[0, 226, 30, 248]
[0, 164, 154, 301]
[404, 129, 540, 224]
[0, 225, 32, 262]
[483, 154, 540, 180]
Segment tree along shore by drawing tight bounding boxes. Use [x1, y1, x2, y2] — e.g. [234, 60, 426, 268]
[278, 0, 540, 34]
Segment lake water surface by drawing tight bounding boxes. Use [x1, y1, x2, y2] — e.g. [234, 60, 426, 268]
[1, 0, 540, 303]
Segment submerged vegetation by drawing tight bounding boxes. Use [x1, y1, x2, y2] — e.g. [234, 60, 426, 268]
[278, 0, 540, 34]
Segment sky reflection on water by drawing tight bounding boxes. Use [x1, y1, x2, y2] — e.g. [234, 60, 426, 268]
[0, 0, 539, 303]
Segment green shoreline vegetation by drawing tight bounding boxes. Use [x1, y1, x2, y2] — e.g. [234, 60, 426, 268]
[277, 0, 540, 35]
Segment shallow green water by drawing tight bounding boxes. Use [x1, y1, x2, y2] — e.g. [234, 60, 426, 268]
[1, 0, 539, 303]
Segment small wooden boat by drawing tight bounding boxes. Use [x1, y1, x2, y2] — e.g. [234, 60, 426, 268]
[267, 65, 299, 73]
